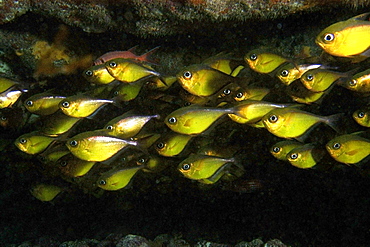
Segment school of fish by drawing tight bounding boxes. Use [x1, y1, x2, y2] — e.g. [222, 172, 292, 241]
[4, 13, 370, 201]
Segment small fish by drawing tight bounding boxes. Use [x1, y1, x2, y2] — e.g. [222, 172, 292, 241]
[83, 63, 116, 85]
[97, 165, 144, 191]
[105, 58, 160, 83]
[145, 75, 176, 91]
[30, 183, 62, 202]
[94, 46, 160, 65]
[244, 49, 288, 74]
[270, 140, 304, 161]
[37, 145, 70, 164]
[316, 13, 370, 59]
[24, 92, 65, 115]
[275, 63, 323, 85]
[326, 133, 370, 164]
[0, 77, 19, 93]
[111, 79, 145, 102]
[286, 80, 328, 104]
[340, 68, 370, 93]
[59, 95, 114, 118]
[41, 111, 81, 136]
[0, 87, 26, 108]
[104, 112, 160, 139]
[15, 131, 57, 155]
[202, 54, 245, 76]
[353, 107, 370, 127]
[233, 87, 270, 102]
[178, 154, 235, 181]
[287, 143, 326, 169]
[300, 69, 352, 92]
[262, 108, 341, 140]
[165, 105, 233, 135]
[66, 130, 138, 162]
[231, 100, 294, 124]
[177, 64, 247, 97]
[155, 132, 193, 157]
[57, 153, 96, 177]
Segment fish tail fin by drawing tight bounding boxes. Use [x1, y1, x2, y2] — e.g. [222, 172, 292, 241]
[325, 113, 345, 133]
[140, 46, 161, 65]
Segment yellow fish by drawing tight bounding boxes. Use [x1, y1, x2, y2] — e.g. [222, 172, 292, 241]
[0, 77, 19, 93]
[244, 49, 288, 74]
[353, 107, 370, 127]
[231, 100, 294, 124]
[112, 79, 145, 102]
[15, 131, 56, 155]
[59, 95, 114, 118]
[286, 80, 328, 104]
[233, 87, 270, 102]
[287, 143, 326, 169]
[270, 140, 304, 161]
[177, 64, 247, 97]
[340, 68, 370, 93]
[57, 153, 96, 177]
[262, 108, 341, 140]
[202, 54, 245, 76]
[66, 130, 138, 162]
[178, 154, 235, 181]
[155, 132, 193, 157]
[165, 105, 233, 135]
[275, 63, 323, 85]
[104, 112, 159, 139]
[30, 183, 62, 202]
[316, 13, 370, 59]
[105, 58, 160, 83]
[145, 75, 177, 91]
[83, 63, 116, 85]
[300, 69, 352, 92]
[41, 111, 82, 136]
[24, 92, 65, 115]
[97, 165, 144, 191]
[326, 133, 370, 164]
[0, 87, 25, 108]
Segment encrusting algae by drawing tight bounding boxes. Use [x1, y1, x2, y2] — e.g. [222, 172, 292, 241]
[1, 12, 370, 205]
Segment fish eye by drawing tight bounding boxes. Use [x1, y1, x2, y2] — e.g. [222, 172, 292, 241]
[0, 116, 7, 121]
[323, 33, 335, 42]
[61, 101, 70, 108]
[333, 142, 341, 150]
[26, 100, 33, 106]
[19, 138, 27, 144]
[272, 146, 280, 153]
[69, 140, 78, 147]
[85, 70, 93, 77]
[156, 142, 165, 149]
[137, 158, 146, 164]
[99, 179, 106, 185]
[113, 91, 119, 96]
[60, 161, 68, 167]
[168, 117, 177, 124]
[223, 89, 231, 95]
[268, 114, 278, 123]
[109, 61, 117, 68]
[349, 79, 357, 86]
[184, 102, 192, 106]
[183, 71, 192, 79]
[358, 111, 365, 118]
[182, 163, 191, 170]
[281, 69, 289, 77]
[306, 74, 314, 81]
[235, 92, 243, 98]
[290, 153, 298, 160]
[106, 125, 113, 130]
[250, 53, 258, 61]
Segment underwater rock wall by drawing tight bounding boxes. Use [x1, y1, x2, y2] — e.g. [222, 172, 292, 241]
[0, 0, 369, 36]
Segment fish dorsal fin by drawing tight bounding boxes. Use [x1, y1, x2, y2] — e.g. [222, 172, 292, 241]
[349, 12, 370, 21]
